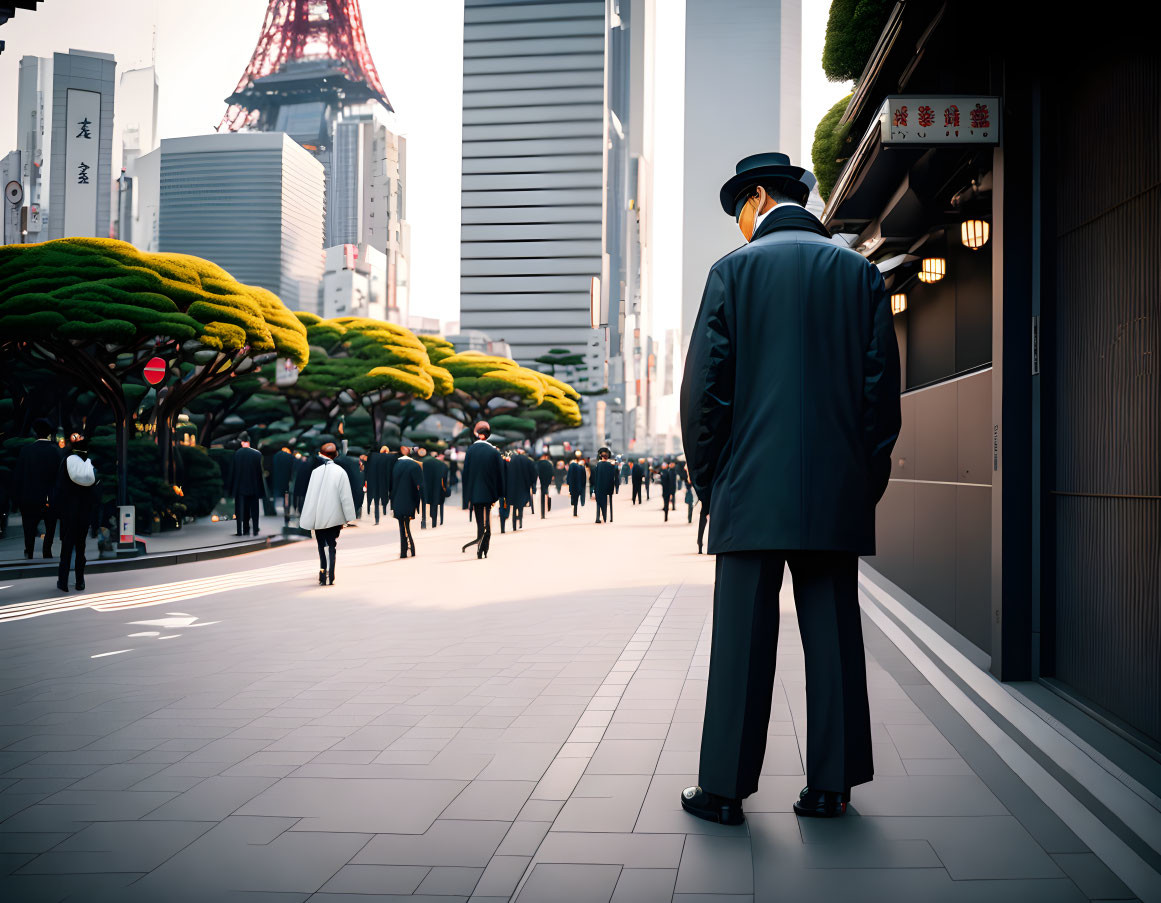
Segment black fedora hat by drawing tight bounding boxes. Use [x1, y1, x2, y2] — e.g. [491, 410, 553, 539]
[719, 152, 817, 215]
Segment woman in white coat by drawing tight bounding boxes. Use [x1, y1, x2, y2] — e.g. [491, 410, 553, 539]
[298, 442, 356, 585]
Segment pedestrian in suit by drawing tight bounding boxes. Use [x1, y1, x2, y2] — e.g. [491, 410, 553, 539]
[271, 447, 294, 518]
[391, 446, 422, 558]
[366, 446, 393, 525]
[53, 433, 98, 592]
[566, 452, 587, 517]
[337, 452, 365, 519]
[631, 459, 646, 505]
[230, 432, 266, 536]
[620, 459, 632, 487]
[660, 461, 678, 522]
[536, 453, 554, 518]
[422, 452, 449, 529]
[592, 447, 619, 523]
[299, 442, 356, 585]
[14, 419, 63, 559]
[553, 460, 566, 494]
[460, 421, 504, 559]
[509, 449, 537, 530]
[686, 481, 696, 523]
[292, 453, 314, 513]
[679, 153, 901, 825]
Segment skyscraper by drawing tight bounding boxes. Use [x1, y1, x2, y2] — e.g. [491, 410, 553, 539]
[156, 133, 325, 312]
[680, 0, 801, 349]
[115, 66, 160, 245]
[16, 54, 53, 239]
[48, 49, 116, 240]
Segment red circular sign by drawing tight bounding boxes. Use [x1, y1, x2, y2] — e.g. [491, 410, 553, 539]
[143, 356, 167, 386]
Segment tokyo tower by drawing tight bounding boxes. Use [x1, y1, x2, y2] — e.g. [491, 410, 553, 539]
[219, 0, 392, 136]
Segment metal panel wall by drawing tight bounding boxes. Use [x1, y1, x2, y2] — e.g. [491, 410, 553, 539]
[867, 369, 993, 654]
[459, 0, 605, 364]
[1049, 54, 1161, 743]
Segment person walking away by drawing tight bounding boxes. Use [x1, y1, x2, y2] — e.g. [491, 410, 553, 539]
[230, 432, 266, 536]
[679, 153, 901, 825]
[366, 446, 392, 525]
[510, 449, 536, 530]
[566, 452, 587, 516]
[536, 453, 554, 517]
[422, 451, 449, 529]
[460, 421, 504, 558]
[391, 446, 422, 558]
[631, 459, 646, 505]
[271, 446, 294, 520]
[553, 459, 566, 494]
[292, 452, 312, 513]
[592, 447, 619, 523]
[661, 461, 678, 522]
[14, 418, 63, 559]
[620, 458, 632, 487]
[53, 433, 98, 592]
[337, 451, 365, 520]
[298, 442, 355, 585]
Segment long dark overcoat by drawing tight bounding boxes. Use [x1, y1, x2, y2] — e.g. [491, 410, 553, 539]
[461, 439, 504, 507]
[592, 460, 619, 499]
[566, 461, 587, 501]
[230, 447, 266, 497]
[390, 457, 423, 519]
[508, 454, 537, 507]
[422, 457, 449, 502]
[271, 450, 294, 495]
[680, 205, 901, 555]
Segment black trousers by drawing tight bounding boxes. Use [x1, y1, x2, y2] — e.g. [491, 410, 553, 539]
[540, 489, 549, 517]
[235, 494, 259, 534]
[57, 511, 89, 585]
[426, 499, 444, 527]
[688, 501, 695, 523]
[697, 508, 709, 549]
[21, 502, 56, 556]
[397, 517, 415, 556]
[595, 494, 610, 522]
[570, 492, 582, 516]
[663, 493, 672, 521]
[632, 484, 642, 505]
[513, 505, 524, 530]
[698, 550, 872, 800]
[315, 525, 341, 574]
[474, 504, 492, 554]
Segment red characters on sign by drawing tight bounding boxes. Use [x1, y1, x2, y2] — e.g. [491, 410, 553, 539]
[918, 105, 935, 127]
[970, 104, 990, 129]
[944, 104, 960, 127]
[893, 105, 909, 126]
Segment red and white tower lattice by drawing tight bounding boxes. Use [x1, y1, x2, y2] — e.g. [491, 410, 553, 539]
[219, 0, 391, 133]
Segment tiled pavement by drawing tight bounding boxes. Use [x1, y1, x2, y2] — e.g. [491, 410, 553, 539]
[0, 496, 1141, 902]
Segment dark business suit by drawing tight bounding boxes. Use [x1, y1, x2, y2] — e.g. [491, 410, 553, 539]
[422, 457, 449, 528]
[391, 456, 422, 557]
[231, 446, 266, 535]
[54, 453, 98, 587]
[592, 460, 618, 523]
[292, 456, 314, 512]
[461, 439, 503, 556]
[509, 454, 537, 530]
[337, 455, 365, 518]
[566, 461, 587, 516]
[631, 464, 645, 505]
[366, 452, 392, 524]
[536, 459, 554, 517]
[660, 468, 678, 521]
[271, 450, 294, 515]
[681, 205, 901, 799]
[14, 438, 63, 557]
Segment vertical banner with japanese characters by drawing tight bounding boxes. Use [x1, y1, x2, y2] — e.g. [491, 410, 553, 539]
[64, 88, 100, 237]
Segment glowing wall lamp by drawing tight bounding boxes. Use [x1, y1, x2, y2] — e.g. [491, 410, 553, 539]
[918, 257, 946, 283]
[891, 293, 908, 315]
[960, 219, 990, 250]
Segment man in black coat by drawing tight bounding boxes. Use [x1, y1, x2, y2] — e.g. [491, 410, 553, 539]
[422, 452, 450, 529]
[536, 453, 554, 518]
[292, 452, 314, 513]
[460, 421, 504, 558]
[230, 433, 266, 536]
[620, 459, 632, 487]
[391, 446, 422, 558]
[365, 446, 393, 525]
[53, 433, 98, 592]
[591, 447, 619, 524]
[14, 419, 63, 559]
[566, 452, 587, 517]
[660, 461, 679, 521]
[271, 447, 294, 518]
[631, 458, 646, 505]
[337, 452, 365, 519]
[509, 449, 537, 531]
[679, 153, 901, 826]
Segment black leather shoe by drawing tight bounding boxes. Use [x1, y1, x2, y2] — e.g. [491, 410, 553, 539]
[319, 569, 327, 586]
[793, 787, 849, 818]
[75, 580, 85, 591]
[56, 580, 69, 593]
[680, 786, 744, 826]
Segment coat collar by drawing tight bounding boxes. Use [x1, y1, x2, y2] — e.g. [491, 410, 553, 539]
[750, 204, 831, 243]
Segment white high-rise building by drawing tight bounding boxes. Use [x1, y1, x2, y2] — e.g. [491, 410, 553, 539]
[156, 133, 325, 311]
[680, 0, 801, 349]
[321, 243, 391, 322]
[16, 55, 53, 239]
[48, 49, 116, 240]
[115, 66, 159, 245]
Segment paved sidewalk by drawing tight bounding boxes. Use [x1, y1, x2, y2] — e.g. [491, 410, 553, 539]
[0, 494, 1140, 902]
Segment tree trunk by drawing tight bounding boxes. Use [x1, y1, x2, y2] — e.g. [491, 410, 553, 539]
[158, 411, 174, 485]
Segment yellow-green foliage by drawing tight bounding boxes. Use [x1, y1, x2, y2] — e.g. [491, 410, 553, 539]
[419, 334, 456, 364]
[440, 350, 583, 427]
[0, 237, 309, 367]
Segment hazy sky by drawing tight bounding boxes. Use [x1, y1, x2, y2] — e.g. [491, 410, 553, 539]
[0, 0, 848, 327]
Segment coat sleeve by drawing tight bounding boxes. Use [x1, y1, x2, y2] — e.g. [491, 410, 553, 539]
[863, 267, 903, 503]
[339, 472, 357, 523]
[680, 267, 734, 506]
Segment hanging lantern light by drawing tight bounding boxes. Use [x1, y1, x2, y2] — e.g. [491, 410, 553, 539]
[891, 293, 908, 315]
[960, 219, 990, 250]
[919, 257, 946, 283]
